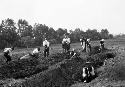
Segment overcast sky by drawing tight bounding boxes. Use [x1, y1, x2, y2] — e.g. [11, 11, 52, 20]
[0, 0, 125, 35]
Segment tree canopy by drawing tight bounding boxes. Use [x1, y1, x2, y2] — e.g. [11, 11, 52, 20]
[0, 18, 113, 49]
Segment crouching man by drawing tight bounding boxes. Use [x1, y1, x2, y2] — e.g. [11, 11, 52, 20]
[3, 47, 14, 63]
[43, 38, 50, 57]
[20, 47, 40, 60]
[69, 48, 77, 58]
[82, 63, 96, 83]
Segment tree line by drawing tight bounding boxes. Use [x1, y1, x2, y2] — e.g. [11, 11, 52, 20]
[0, 18, 113, 49]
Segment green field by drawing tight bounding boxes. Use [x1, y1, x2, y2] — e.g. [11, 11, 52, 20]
[0, 39, 125, 87]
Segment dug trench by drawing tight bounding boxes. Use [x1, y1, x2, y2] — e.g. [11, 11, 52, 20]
[0, 46, 116, 87]
[0, 52, 72, 80]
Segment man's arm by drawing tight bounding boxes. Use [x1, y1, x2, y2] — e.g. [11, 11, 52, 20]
[43, 41, 45, 46]
[48, 41, 50, 47]
[62, 39, 64, 44]
[68, 38, 71, 44]
[9, 49, 12, 56]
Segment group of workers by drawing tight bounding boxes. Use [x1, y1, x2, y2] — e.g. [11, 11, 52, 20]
[3, 34, 105, 83]
[80, 37, 105, 53]
[3, 38, 50, 62]
[79, 37, 105, 83]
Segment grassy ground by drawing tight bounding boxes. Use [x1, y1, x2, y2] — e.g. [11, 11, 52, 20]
[0, 39, 125, 87]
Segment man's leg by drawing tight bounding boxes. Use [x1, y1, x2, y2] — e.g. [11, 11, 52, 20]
[6, 55, 11, 62]
[44, 50, 46, 57]
[47, 47, 49, 57]
[89, 45, 91, 52]
[100, 44, 104, 52]
[4, 53, 11, 62]
[102, 44, 104, 51]
[84, 43, 86, 52]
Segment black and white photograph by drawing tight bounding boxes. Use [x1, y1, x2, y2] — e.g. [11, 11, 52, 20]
[0, 0, 125, 87]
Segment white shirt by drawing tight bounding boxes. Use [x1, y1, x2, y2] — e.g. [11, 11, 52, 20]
[43, 40, 50, 47]
[82, 67, 87, 78]
[32, 48, 39, 54]
[4, 48, 12, 56]
[80, 39, 82, 42]
[90, 66, 95, 76]
[82, 67, 95, 78]
[4, 48, 12, 52]
[62, 38, 70, 44]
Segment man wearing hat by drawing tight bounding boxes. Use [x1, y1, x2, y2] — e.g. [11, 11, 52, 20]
[43, 38, 50, 57]
[3, 47, 14, 63]
[62, 34, 71, 52]
[80, 37, 87, 52]
[100, 39, 105, 52]
[86, 38, 91, 53]
[82, 62, 96, 83]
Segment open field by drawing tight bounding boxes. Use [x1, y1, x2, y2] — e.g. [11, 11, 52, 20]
[0, 39, 125, 87]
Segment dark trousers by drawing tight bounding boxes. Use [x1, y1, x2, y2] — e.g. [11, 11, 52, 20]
[4, 53, 11, 63]
[86, 44, 91, 53]
[62, 43, 70, 52]
[101, 44, 104, 50]
[44, 47, 49, 57]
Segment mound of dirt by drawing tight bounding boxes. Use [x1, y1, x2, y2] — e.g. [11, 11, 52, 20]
[100, 57, 125, 82]
[85, 51, 116, 68]
[18, 56, 86, 87]
[0, 52, 75, 81]
[89, 46, 110, 55]
[71, 52, 121, 87]
[39, 51, 80, 67]
[39, 52, 70, 66]
[0, 58, 48, 79]
[16, 51, 116, 87]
